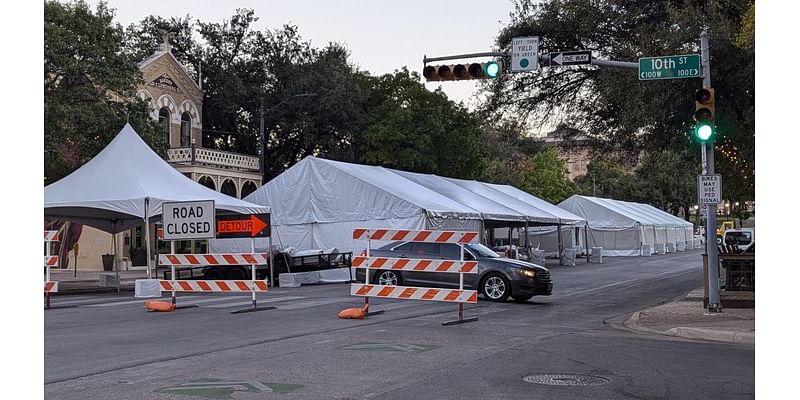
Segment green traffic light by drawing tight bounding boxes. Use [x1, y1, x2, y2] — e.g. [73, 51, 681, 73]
[484, 61, 500, 78]
[694, 123, 714, 141]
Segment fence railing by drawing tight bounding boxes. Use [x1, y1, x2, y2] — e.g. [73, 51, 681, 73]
[167, 147, 260, 171]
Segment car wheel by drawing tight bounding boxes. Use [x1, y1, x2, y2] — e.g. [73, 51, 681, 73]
[511, 294, 534, 302]
[481, 272, 510, 302]
[373, 270, 402, 286]
[227, 267, 247, 280]
[203, 268, 225, 280]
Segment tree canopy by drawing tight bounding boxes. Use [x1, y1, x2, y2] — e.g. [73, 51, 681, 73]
[45, 0, 162, 184]
[483, 0, 755, 207]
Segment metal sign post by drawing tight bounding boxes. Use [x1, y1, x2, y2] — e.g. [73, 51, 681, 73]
[700, 31, 722, 313]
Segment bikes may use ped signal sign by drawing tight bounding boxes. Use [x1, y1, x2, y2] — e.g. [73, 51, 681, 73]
[216, 214, 271, 238]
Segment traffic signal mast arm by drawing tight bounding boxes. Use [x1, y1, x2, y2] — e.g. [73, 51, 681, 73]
[423, 52, 639, 71]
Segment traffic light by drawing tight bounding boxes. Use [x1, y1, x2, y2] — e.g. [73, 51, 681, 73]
[423, 60, 502, 81]
[693, 87, 715, 142]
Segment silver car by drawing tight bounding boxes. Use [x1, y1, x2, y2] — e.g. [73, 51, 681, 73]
[355, 241, 553, 302]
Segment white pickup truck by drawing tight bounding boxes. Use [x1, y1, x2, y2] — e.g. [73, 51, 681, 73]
[722, 228, 755, 252]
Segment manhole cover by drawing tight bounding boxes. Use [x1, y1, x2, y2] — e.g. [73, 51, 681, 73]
[523, 374, 611, 386]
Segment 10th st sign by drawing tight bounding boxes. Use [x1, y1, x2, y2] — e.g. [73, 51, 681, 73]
[639, 54, 701, 80]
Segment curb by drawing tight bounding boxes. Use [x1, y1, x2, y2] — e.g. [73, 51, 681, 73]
[624, 311, 755, 345]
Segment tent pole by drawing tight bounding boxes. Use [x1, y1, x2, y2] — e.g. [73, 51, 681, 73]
[557, 221, 563, 258]
[144, 197, 152, 279]
[524, 221, 529, 259]
[584, 222, 590, 258]
[113, 220, 119, 293]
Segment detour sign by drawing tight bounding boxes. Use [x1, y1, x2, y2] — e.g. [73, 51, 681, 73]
[216, 214, 271, 238]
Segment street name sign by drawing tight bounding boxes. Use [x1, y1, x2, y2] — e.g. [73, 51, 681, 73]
[162, 200, 216, 240]
[698, 174, 722, 205]
[549, 51, 592, 66]
[216, 214, 271, 238]
[639, 54, 701, 80]
[511, 36, 539, 72]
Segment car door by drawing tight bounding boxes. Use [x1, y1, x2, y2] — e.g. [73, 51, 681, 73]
[437, 243, 470, 288]
[403, 242, 444, 286]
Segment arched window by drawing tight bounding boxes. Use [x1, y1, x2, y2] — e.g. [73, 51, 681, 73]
[221, 179, 237, 198]
[240, 181, 257, 199]
[180, 112, 191, 147]
[198, 176, 215, 191]
[158, 107, 170, 146]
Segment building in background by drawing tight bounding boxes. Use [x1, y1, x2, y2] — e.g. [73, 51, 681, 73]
[539, 124, 592, 181]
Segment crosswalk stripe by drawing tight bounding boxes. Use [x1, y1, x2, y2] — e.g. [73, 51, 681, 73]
[276, 299, 350, 310]
[184, 295, 307, 307]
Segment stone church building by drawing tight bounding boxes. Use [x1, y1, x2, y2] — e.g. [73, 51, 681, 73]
[54, 34, 264, 272]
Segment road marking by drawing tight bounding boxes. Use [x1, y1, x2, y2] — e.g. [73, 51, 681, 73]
[204, 295, 309, 308]
[85, 295, 207, 307]
[340, 342, 438, 352]
[157, 378, 304, 399]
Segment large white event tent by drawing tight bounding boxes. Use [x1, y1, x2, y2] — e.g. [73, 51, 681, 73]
[210, 156, 585, 255]
[44, 124, 271, 277]
[557, 195, 694, 256]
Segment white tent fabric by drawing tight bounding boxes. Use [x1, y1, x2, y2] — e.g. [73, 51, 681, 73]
[558, 195, 693, 256]
[45, 123, 270, 233]
[211, 156, 583, 255]
[213, 157, 483, 254]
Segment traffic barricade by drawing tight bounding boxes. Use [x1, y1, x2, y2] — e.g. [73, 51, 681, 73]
[44, 230, 59, 309]
[158, 252, 273, 314]
[350, 228, 479, 325]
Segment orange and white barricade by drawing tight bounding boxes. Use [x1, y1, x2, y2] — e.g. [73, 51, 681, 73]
[351, 228, 480, 325]
[158, 252, 272, 313]
[44, 230, 60, 308]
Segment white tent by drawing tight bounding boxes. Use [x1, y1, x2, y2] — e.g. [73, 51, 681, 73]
[212, 156, 585, 255]
[484, 183, 588, 256]
[558, 195, 694, 256]
[44, 124, 271, 275]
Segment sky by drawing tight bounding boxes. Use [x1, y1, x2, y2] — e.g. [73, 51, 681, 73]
[87, 0, 518, 111]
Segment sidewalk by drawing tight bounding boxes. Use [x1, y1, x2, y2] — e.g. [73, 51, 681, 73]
[624, 288, 755, 345]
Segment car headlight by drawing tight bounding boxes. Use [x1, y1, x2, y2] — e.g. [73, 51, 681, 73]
[518, 269, 536, 278]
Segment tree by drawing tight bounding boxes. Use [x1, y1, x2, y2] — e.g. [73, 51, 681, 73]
[360, 69, 486, 179]
[573, 156, 636, 200]
[520, 147, 579, 203]
[484, 0, 755, 202]
[45, 0, 162, 185]
[632, 150, 698, 218]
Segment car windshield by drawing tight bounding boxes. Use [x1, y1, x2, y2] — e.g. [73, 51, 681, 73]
[725, 232, 752, 246]
[465, 243, 501, 258]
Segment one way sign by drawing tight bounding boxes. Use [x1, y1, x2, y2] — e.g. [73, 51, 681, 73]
[549, 51, 592, 66]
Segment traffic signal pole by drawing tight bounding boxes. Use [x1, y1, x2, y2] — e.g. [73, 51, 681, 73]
[701, 31, 722, 313]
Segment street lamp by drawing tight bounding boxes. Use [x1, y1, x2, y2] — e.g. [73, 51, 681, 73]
[259, 93, 318, 183]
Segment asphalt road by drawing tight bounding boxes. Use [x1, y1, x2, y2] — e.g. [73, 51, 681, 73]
[44, 250, 754, 400]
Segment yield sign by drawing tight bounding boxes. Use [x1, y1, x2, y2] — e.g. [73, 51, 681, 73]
[215, 214, 271, 238]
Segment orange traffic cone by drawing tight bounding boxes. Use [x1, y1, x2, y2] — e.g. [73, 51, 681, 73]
[337, 302, 369, 319]
[144, 300, 176, 312]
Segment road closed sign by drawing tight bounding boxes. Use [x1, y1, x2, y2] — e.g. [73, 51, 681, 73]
[162, 200, 216, 240]
[698, 174, 722, 205]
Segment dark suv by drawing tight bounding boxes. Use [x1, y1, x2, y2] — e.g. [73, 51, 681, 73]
[355, 241, 552, 302]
